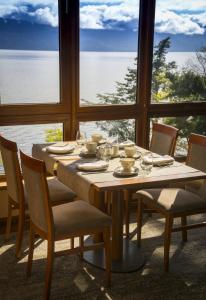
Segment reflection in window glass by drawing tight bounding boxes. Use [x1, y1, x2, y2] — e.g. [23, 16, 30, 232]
[0, 1, 59, 104]
[151, 116, 206, 156]
[80, 119, 136, 142]
[152, 0, 206, 103]
[80, 0, 139, 106]
[0, 123, 63, 173]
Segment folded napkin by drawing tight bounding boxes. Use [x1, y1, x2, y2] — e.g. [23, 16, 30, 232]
[77, 160, 109, 171]
[46, 143, 75, 154]
[143, 155, 174, 166]
[119, 140, 135, 149]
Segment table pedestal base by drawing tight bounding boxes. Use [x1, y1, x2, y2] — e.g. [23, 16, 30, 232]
[83, 237, 145, 273]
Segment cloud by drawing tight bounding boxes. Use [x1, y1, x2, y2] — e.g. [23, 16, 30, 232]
[0, 1, 58, 27]
[80, 1, 138, 30]
[155, 10, 205, 35]
[0, 0, 206, 36]
[28, 7, 58, 27]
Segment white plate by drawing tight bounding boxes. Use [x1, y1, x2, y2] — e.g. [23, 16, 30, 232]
[46, 144, 75, 154]
[77, 160, 109, 171]
[113, 166, 139, 177]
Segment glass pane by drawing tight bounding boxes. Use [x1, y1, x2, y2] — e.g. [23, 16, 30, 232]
[152, 0, 206, 103]
[80, 119, 136, 142]
[0, 123, 63, 173]
[150, 116, 206, 156]
[80, 0, 139, 106]
[0, 1, 59, 104]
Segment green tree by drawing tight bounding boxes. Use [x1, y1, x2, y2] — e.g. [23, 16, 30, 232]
[96, 37, 177, 139]
[45, 128, 63, 142]
[152, 37, 177, 102]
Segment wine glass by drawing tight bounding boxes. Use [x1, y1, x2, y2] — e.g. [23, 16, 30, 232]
[76, 131, 86, 147]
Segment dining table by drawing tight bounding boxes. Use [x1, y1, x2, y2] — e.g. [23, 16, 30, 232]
[32, 141, 206, 273]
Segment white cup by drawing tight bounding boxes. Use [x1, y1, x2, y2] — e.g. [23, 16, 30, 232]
[120, 158, 135, 171]
[125, 146, 137, 158]
[86, 141, 97, 153]
[91, 133, 103, 143]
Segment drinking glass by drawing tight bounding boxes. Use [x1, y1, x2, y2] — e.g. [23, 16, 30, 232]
[100, 144, 112, 161]
[140, 152, 153, 173]
[76, 131, 86, 147]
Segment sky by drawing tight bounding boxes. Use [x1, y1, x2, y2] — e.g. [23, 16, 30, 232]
[0, 0, 206, 35]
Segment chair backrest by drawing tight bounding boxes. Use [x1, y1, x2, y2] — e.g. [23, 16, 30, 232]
[20, 151, 53, 235]
[0, 135, 24, 205]
[185, 133, 206, 198]
[150, 123, 179, 156]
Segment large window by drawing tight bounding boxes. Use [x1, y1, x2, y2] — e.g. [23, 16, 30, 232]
[151, 0, 206, 104]
[0, 1, 59, 104]
[79, 0, 139, 106]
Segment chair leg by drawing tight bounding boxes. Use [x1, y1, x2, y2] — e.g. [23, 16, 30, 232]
[45, 238, 54, 300]
[103, 227, 111, 287]
[16, 206, 25, 258]
[27, 224, 35, 277]
[181, 216, 187, 243]
[79, 236, 84, 258]
[71, 238, 74, 249]
[5, 200, 13, 241]
[164, 216, 173, 272]
[137, 199, 143, 248]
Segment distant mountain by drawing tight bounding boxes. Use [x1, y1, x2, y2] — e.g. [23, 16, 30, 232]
[0, 19, 58, 51]
[0, 18, 205, 52]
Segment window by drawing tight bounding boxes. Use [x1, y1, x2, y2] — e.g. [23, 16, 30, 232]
[80, 119, 136, 142]
[0, 1, 59, 104]
[151, 0, 206, 104]
[79, 0, 139, 106]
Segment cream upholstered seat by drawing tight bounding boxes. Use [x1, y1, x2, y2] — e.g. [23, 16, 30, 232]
[124, 122, 179, 237]
[137, 188, 206, 213]
[136, 133, 206, 272]
[53, 200, 111, 237]
[0, 135, 76, 258]
[20, 151, 111, 300]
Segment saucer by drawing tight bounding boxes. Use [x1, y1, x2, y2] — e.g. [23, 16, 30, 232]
[121, 151, 141, 159]
[79, 150, 97, 158]
[113, 166, 139, 177]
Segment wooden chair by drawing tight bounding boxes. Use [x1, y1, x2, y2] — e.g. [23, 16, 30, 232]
[150, 122, 179, 156]
[20, 151, 111, 299]
[136, 133, 206, 271]
[0, 135, 77, 258]
[124, 122, 179, 236]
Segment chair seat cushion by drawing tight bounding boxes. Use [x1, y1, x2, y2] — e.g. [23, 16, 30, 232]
[53, 200, 112, 238]
[136, 188, 206, 213]
[47, 177, 76, 205]
[23, 176, 76, 206]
